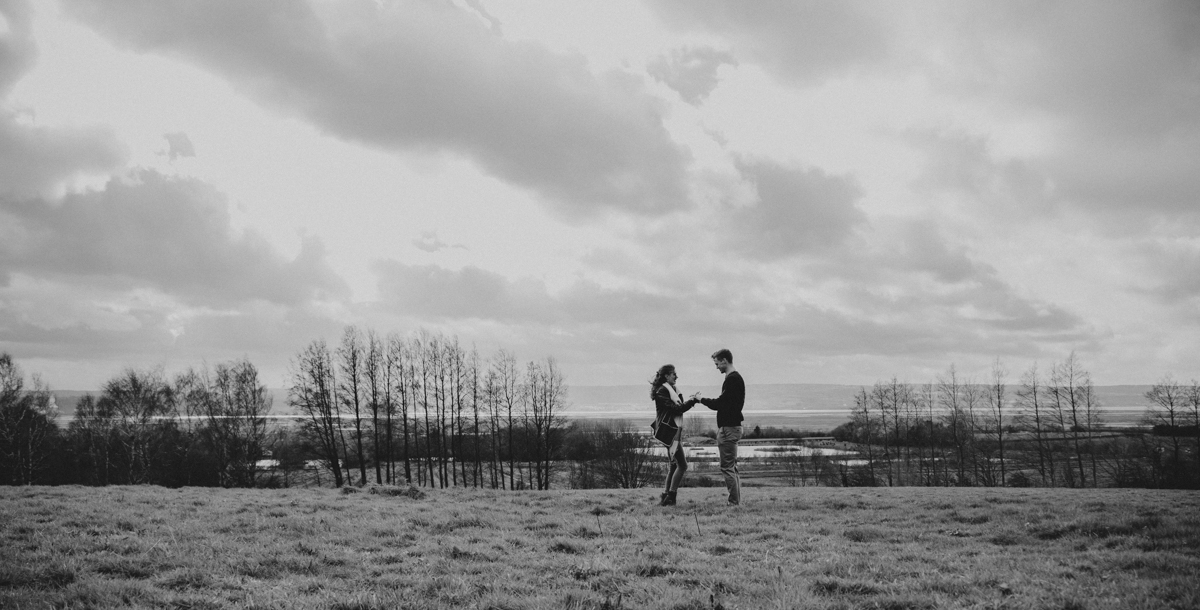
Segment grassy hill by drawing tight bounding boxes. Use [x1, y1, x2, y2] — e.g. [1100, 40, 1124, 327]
[2, 485, 1197, 609]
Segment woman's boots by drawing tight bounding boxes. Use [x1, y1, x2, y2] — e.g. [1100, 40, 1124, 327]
[658, 490, 677, 506]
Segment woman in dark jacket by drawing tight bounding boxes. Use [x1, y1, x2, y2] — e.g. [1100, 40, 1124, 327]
[651, 364, 697, 506]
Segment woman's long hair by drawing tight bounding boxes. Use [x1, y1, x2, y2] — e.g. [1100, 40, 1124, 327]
[650, 364, 675, 399]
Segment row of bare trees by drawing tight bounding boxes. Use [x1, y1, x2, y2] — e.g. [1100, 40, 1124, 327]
[288, 326, 568, 490]
[837, 353, 1198, 488]
[0, 324, 571, 489]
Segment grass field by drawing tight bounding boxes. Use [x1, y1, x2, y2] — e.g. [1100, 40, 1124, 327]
[2, 485, 1198, 609]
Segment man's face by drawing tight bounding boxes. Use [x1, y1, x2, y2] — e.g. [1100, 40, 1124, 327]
[713, 358, 730, 374]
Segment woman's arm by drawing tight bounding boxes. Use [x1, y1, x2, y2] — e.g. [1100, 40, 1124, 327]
[655, 387, 689, 416]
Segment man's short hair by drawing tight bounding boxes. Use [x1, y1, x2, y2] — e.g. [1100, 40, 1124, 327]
[711, 348, 733, 363]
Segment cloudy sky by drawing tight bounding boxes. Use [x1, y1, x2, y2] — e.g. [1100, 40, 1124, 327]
[2, 0, 1198, 391]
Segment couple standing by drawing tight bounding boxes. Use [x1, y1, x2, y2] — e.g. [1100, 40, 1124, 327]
[650, 348, 745, 506]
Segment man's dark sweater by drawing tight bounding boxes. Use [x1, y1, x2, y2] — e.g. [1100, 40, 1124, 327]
[700, 371, 745, 428]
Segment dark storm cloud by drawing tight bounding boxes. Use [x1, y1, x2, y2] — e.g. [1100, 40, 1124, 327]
[0, 170, 347, 305]
[727, 158, 865, 259]
[63, 0, 693, 218]
[644, 0, 892, 85]
[0, 0, 126, 197]
[647, 46, 737, 105]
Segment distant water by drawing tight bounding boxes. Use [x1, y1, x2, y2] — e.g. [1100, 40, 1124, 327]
[48, 384, 1155, 430]
[568, 384, 1155, 430]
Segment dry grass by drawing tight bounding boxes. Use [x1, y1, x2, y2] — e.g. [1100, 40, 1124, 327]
[2, 485, 1198, 609]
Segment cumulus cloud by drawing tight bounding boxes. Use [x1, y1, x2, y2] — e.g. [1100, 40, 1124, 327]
[162, 132, 195, 161]
[903, 129, 1054, 214]
[725, 158, 865, 259]
[0, 275, 346, 386]
[373, 260, 555, 323]
[0, 0, 126, 197]
[647, 46, 737, 105]
[923, 2, 1200, 216]
[834, 219, 1090, 341]
[0, 169, 347, 305]
[63, 0, 693, 218]
[0, 0, 37, 97]
[1136, 239, 1200, 308]
[412, 231, 467, 253]
[644, 0, 893, 85]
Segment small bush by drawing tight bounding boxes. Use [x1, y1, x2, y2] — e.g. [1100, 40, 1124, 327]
[551, 541, 583, 554]
[156, 568, 211, 591]
[843, 527, 885, 543]
[811, 578, 880, 596]
[368, 485, 426, 500]
[0, 564, 76, 589]
[634, 563, 671, 577]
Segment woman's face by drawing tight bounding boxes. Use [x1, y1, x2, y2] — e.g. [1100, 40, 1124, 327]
[666, 370, 678, 384]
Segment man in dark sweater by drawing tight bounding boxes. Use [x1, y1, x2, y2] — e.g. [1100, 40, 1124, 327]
[698, 348, 744, 505]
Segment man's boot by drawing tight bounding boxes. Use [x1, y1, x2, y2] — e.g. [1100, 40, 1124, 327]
[663, 491, 677, 506]
[658, 491, 670, 506]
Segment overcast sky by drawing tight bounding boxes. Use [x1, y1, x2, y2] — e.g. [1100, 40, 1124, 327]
[2, 0, 1198, 391]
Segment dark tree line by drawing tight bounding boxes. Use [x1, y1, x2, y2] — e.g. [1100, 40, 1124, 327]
[288, 326, 569, 490]
[832, 353, 1199, 489]
[0, 353, 273, 487]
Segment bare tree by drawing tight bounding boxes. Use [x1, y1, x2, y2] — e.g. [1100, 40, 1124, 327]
[388, 333, 415, 485]
[1016, 362, 1055, 486]
[524, 358, 568, 490]
[178, 359, 273, 487]
[1049, 353, 1097, 487]
[483, 364, 505, 488]
[493, 349, 521, 490]
[289, 340, 344, 488]
[68, 394, 115, 485]
[468, 347, 484, 487]
[1188, 381, 1200, 482]
[983, 359, 1008, 486]
[584, 419, 657, 488]
[338, 326, 368, 486]
[365, 331, 385, 484]
[848, 387, 880, 485]
[938, 365, 971, 485]
[961, 378, 984, 485]
[97, 368, 178, 485]
[1144, 376, 1187, 479]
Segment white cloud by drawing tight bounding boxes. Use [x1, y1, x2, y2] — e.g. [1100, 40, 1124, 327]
[726, 158, 865, 259]
[647, 45, 737, 105]
[62, 0, 695, 218]
[162, 131, 194, 161]
[0, 0, 126, 197]
[412, 231, 467, 254]
[645, 0, 894, 85]
[0, 170, 347, 305]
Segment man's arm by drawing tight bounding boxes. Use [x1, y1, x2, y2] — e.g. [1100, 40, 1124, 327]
[701, 374, 745, 411]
